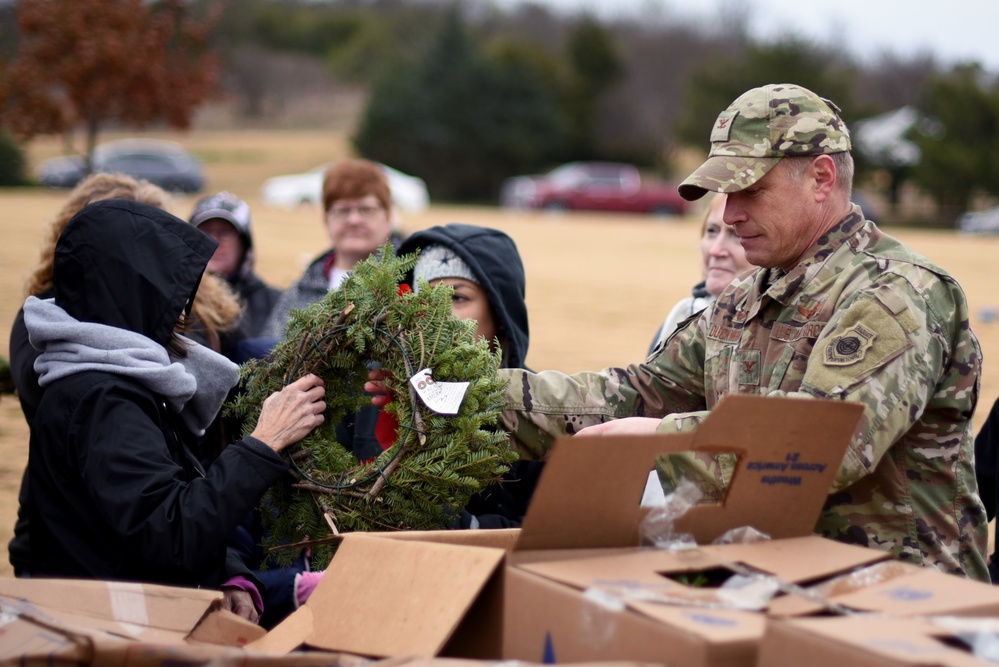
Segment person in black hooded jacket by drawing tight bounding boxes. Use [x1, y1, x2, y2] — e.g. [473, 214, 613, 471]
[7, 173, 248, 578]
[252, 223, 542, 617]
[398, 223, 541, 529]
[19, 199, 326, 621]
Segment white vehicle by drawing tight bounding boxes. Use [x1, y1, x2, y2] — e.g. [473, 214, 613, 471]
[261, 162, 430, 213]
[957, 205, 999, 234]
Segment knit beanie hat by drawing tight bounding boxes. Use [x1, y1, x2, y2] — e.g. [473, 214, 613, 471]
[412, 244, 478, 294]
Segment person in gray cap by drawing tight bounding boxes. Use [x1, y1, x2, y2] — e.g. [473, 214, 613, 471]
[488, 83, 988, 581]
[190, 191, 282, 339]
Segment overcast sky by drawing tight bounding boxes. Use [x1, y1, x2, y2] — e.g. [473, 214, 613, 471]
[493, 0, 999, 72]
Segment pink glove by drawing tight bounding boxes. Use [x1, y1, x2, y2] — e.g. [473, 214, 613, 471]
[294, 570, 325, 607]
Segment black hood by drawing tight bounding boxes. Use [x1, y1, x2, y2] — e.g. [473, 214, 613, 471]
[398, 224, 530, 370]
[54, 199, 218, 347]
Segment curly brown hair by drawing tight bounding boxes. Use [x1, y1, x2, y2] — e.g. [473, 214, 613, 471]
[321, 159, 391, 213]
[24, 173, 241, 353]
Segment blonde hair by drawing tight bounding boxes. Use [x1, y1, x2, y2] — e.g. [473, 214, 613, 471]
[25, 173, 241, 350]
[186, 272, 242, 352]
[699, 192, 727, 237]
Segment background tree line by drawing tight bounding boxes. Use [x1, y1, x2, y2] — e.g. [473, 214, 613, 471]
[1, 0, 999, 222]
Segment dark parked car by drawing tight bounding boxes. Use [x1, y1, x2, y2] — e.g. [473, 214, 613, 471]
[37, 139, 205, 193]
[500, 161, 689, 216]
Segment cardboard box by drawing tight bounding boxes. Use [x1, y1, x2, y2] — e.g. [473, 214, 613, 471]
[515, 394, 864, 551]
[0, 577, 232, 645]
[767, 558, 999, 618]
[249, 530, 512, 658]
[0, 577, 355, 666]
[501, 539, 887, 665]
[500, 394, 876, 666]
[259, 395, 887, 666]
[760, 614, 999, 667]
[381, 659, 662, 667]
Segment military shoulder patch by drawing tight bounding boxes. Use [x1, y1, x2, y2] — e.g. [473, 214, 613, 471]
[824, 323, 877, 366]
[807, 295, 912, 394]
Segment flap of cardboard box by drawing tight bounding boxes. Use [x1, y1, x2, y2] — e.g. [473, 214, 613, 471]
[801, 565, 999, 618]
[519, 536, 888, 591]
[187, 608, 267, 647]
[761, 615, 987, 667]
[516, 394, 863, 551]
[698, 536, 891, 584]
[0, 595, 99, 663]
[360, 527, 520, 551]
[513, 535, 889, 623]
[0, 577, 220, 637]
[767, 558, 999, 618]
[251, 533, 506, 658]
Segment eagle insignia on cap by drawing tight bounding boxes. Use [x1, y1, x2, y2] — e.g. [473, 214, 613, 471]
[711, 111, 739, 143]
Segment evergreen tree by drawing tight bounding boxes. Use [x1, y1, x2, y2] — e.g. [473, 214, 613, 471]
[910, 64, 999, 223]
[561, 16, 623, 158]
[353, 9, 566, 202]
[0, 132, 28, 186]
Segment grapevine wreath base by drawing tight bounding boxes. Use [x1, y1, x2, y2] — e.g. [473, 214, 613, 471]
[229, 247, 516, 568]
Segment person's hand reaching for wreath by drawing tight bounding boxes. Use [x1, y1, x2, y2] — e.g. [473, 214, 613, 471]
[251, 374, 327, 453]
[365, 368, 392, 407]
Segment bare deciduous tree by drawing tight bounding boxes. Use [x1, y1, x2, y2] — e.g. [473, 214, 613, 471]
[0, 0, 220, 169]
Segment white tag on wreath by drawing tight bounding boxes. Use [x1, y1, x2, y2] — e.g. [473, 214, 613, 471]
[409, 367, 469, 415]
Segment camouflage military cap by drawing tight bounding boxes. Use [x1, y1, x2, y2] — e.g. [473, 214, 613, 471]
[678, 83, 852, 201]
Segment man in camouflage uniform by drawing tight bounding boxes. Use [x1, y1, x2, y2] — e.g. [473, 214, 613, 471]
[501, 83, 989, 581]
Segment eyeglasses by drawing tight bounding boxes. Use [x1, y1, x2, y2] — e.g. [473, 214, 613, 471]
[328, 205, 384, 221]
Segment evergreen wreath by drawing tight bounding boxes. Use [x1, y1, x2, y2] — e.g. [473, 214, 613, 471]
[228, 246, 516, 568]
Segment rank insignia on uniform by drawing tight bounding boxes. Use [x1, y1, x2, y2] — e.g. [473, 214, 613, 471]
[796, 300, 823, 319]
[737, 349, 761, 385]
[824, 323, 877, 366]
[711, 110, 739, 142]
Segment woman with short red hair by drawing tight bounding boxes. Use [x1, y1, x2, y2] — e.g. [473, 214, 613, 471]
[262, 159, 402, 339]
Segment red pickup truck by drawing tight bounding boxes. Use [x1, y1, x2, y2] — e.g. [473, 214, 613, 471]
[500, 161, 689, 216]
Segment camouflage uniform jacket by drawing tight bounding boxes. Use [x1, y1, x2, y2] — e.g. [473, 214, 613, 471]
[502, 206, 988, 581]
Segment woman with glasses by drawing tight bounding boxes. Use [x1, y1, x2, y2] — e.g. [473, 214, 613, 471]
[262, 159, 403, 339]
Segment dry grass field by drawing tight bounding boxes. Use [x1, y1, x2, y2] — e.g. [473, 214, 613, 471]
[3, 128, 999, 576]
